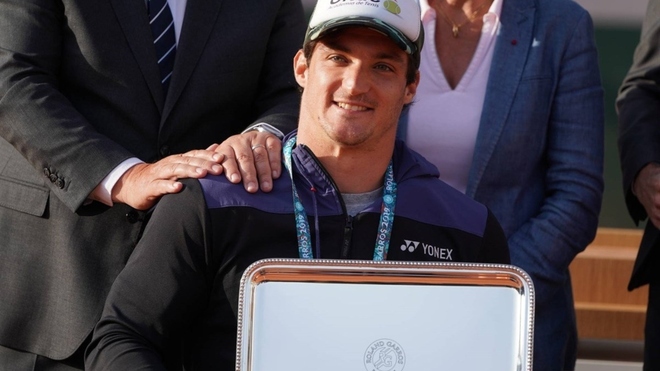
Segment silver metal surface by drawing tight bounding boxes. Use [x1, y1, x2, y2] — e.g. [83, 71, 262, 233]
[236, 259, 535, 371]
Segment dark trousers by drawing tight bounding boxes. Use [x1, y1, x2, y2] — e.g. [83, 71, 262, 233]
[0, 344, 84, 371]
[645, 281, 660, 371]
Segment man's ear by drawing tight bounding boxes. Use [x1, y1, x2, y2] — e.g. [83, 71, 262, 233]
[403, 70, 420, 105]
[293, 50, 308, 89]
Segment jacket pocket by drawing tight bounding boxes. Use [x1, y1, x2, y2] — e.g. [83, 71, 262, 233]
[0, 176, 49, 217]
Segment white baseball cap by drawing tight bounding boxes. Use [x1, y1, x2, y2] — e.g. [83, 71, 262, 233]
[304, 0, 424, 66]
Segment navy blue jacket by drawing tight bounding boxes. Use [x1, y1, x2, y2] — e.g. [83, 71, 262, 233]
[86, 134, 509, 370]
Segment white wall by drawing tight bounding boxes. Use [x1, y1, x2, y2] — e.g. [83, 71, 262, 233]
[574, 0, 649, 27]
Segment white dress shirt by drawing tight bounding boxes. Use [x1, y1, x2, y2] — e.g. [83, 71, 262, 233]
[90, 0, 187, 206]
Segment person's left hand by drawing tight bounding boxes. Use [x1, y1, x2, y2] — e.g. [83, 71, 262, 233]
[633, 162, 660, 228]
[210, 131, 283, 193]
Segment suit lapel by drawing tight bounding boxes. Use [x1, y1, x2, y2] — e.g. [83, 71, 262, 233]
[466, 0, 535, 198]
[110, 0, 165, 112]
[161, 0, 224, 122]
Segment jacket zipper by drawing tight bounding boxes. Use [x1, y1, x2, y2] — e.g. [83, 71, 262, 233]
[341, 215, 353, 258]
[298, 144, 353, 258]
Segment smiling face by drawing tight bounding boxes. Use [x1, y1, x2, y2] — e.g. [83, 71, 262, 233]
[295, 27, 419, 155]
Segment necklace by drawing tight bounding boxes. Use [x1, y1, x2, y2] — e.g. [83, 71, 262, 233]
[435, 1, 491, 38]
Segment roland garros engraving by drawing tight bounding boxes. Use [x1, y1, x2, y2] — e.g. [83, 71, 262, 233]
[364, 338, 406, 371]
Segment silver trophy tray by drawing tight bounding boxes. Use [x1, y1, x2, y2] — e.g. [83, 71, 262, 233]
[236, 259, 534, 371]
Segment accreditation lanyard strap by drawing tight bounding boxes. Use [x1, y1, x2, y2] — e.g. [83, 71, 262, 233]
[282, 136, 397, 261]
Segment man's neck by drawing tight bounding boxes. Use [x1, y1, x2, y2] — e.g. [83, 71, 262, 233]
[295, 123, 396, 193]
[310, 146, 391, 194]
[328, 157, 389, 193]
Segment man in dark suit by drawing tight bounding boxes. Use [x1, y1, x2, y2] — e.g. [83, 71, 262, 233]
[0, 0, 305, 369]
[617, 0, 660, 369]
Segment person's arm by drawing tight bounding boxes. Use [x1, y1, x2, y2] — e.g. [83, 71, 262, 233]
[508, 9, 604, 306]
[617, 0, 660, 226]
[0, 0, 225, 211]
[85, 180, 212, 369]
[211, 0, 305, 193]
[0, 0, 128, 211]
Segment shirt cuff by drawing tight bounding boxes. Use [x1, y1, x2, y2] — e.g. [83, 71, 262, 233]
[89, 157, 145, 206]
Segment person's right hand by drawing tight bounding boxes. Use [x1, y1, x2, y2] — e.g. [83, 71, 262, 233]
[210, 130, 283, 193]
[111, 149, 224, 210]
[633, 162, 660, 228]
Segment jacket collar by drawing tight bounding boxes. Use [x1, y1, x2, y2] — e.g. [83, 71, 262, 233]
[285, 130, 441, 195]
[110, 0, 224, 124]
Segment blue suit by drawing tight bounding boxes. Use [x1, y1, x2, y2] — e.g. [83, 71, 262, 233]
[400, 0, 604, 369]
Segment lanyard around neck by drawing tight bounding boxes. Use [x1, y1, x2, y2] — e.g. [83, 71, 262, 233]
[282, 136, 397, 261]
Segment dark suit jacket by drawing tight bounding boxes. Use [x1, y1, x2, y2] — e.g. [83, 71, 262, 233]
[0, 0, 304, 360]
[617, 0, 660, 291]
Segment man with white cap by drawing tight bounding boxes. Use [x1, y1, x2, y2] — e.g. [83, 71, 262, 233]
[85, 0, 510, 368]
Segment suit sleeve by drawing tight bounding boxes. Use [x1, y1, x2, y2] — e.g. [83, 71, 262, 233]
[248, 0, 306, 135]
[0, 0, 135, 211]
[507, 9, 604, 306]
[616, 0, 660, 224]
[85, 180, 212, 369]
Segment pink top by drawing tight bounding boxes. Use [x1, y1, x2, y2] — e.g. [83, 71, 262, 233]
[406, 0, 502, 193]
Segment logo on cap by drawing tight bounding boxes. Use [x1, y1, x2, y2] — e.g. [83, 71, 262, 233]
[383, 0, 401, 15]
[305, 0, 423, 64]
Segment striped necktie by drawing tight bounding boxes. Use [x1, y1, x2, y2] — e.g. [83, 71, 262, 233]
[148, 0, 176, 94]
